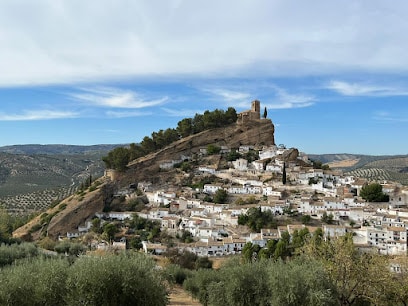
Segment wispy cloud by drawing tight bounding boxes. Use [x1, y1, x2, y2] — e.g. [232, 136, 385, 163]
[70, 87, 168, 109]
[105, 110, 152, 118]
[161, 107, 205, 117]
[201, 84, 315, 110]
[265, 87, 315, 109]
[0, 110, 79, 121]
[202, 88, 251, 102]
[327, 80, 408, 97]
[372, 111, 408, 122]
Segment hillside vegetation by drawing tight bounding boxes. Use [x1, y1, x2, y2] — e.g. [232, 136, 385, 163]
[102, 107, 238, 171]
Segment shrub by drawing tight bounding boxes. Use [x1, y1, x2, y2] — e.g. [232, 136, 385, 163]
[65, 253, 167, 306]
[163, 264, 192, 285]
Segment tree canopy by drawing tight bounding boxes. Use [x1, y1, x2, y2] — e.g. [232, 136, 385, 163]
[360, 182, 389, 202]
[102, 107, 238, 170]
[238, 207, 276, 232]
[0, 252, 167, 306]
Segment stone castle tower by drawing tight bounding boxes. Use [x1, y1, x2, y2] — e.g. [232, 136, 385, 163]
[237, 100, 261, 124]
[251, 100, 261, 119]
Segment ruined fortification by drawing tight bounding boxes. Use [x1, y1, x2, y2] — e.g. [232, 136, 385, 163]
[237, 100, 261, 124]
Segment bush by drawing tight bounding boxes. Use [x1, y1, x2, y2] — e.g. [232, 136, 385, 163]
[65, 253, 167, 306]
[54, 241, 86, 256]
[0, 257, 69, 306]
[185, 258, 337, 306]
[0, 242, 39, 267]
[207, 144, 221, 155]
[0, 253, 168, 306]
[163, 264, 192, 285]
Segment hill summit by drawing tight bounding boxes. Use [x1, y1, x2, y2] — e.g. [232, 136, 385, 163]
[122, 100, 275, 182]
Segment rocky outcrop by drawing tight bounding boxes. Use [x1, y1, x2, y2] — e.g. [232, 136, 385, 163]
[125, 119, 275, 182]
[281, 148, 299, 162]
[46, 183, 116, 239]
[13, 181, 116, 240]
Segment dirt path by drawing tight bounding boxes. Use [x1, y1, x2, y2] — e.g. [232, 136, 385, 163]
[168, 286, 202, 306]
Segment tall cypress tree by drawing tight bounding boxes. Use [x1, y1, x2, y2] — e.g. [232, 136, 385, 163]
[282, 163, 287, 185]
[263, 107, 268, 119]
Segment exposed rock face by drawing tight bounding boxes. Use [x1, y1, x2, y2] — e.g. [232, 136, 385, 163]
[13, 181, 116, 240]
[126, 119, 275, 182]
[281, 148, 299, 162]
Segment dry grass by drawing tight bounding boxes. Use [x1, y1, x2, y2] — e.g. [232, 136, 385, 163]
[327, 159, 360, 168]
[168, 286, 202, 306]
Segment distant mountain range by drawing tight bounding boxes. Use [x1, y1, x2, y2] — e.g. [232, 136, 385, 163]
[0, 144, 123, 155]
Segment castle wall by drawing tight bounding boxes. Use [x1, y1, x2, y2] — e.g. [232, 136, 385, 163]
[237, 100, 261, 124]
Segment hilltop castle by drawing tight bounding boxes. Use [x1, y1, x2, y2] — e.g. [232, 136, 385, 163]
[237, 100, 261, 124]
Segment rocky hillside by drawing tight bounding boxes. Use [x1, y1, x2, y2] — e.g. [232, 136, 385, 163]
[123, 119, 275, 184]
[13, 118, 275, 240]
[13, 179, 115, 240]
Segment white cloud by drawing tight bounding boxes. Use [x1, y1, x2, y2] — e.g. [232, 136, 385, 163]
[105, 110, 152, 118]
[70, 87, 168, 108]
[0, 110, 79, 121]
[161, 107, 204, 117]
[264, 101, 314, 109]
[265, 87, 315, 109]
[202, 84, 314, 110]
[202, 88, 251, 102]
[1, 1, 408, 87]
[327, 81, 408, 96]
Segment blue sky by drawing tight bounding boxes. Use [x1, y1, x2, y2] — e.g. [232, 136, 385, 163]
[1, 1, 408, 155]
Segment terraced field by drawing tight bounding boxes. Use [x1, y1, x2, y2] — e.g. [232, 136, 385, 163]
[0, 145, 117, 214]
[0, 185, 77, 214]
[311, 153, 408, 185]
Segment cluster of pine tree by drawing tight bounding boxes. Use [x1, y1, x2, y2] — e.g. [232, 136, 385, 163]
[102, 107, 237, 171]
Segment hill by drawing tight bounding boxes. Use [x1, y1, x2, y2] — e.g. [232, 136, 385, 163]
[0, 144, 121, 155]
[0, 144, 120, 214]
[309, 153, 408, 185]
[123, 118, 276, 185]
[13, 116, 276, 239]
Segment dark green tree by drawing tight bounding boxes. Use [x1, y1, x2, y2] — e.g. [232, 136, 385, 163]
[311, 159, 330, 170]
[207, 144, 221, 155]
[177, 118, 193, 137]
[225, 107, 238, 124]
[301, 214, 311, 224]
[102, 146, 131, 171]
[360, 183, 389, 202]
[238, 207, 276, 232]
[321, 211, 334, 224]
[213, 189, 228, 204]
[263, 106, 267, 119]
[226, 150, 241, 161]
[282, 162, 287, 185]
[103, 223, 118, 241]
